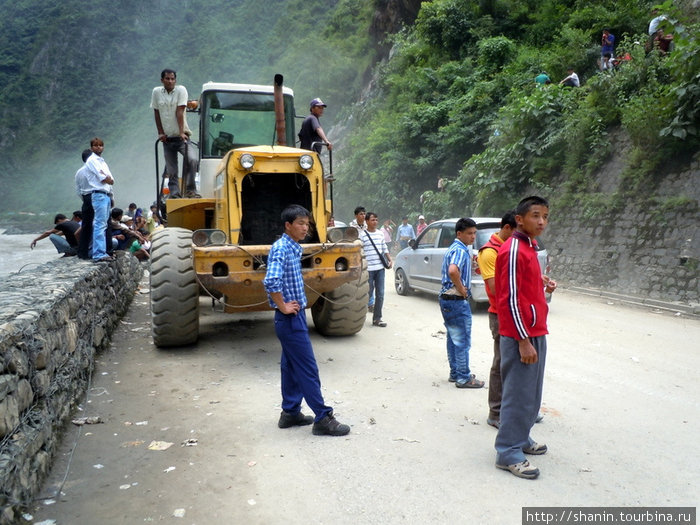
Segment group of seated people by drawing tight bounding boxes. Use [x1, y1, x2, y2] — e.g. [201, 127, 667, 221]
[109, 203, 163, 261]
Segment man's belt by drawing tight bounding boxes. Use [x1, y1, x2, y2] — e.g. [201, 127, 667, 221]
[91, 190, 110, 195]
[439, 294, 467, 301]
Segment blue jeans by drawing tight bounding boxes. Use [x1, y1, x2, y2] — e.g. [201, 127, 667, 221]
[274, 310, 332, 422]
[439, 297, 472, 383]
[91, 192, 111, 260]
[367, 269, 385, 321]
[495, 335, 547, 466]
[49, 234, 75, 255]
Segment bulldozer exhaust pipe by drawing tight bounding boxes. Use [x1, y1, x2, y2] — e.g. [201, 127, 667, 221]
[274, 74, 286, 146]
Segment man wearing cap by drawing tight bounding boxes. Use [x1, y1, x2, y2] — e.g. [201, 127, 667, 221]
[298, 98, 333, 154]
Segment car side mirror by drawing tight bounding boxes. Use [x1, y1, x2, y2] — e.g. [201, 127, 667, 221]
[408, 239, 416, 249]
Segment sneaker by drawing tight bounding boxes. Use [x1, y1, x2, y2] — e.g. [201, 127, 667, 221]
[448, 375, 456, 383]
[184, 191, 202, 198]
[278, 410, 314, 429]
[367, 305, 374, 313]
[487, 418, 500, 429]
[372, 319, 387, 327]
[496, 460, 540, 479]
[523, 442, 548, 455]
[312, 413, 350, 436]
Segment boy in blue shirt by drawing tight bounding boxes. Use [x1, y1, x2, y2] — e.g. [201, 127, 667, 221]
[263, 205, 350, 436]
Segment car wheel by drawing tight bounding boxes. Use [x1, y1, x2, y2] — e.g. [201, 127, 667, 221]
[394, 268, 411, 296]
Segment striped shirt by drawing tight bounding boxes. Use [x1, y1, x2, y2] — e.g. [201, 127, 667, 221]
[361, 229, 388, 271]
[440, 238, 471, 295]
[263, 233, 307, 309]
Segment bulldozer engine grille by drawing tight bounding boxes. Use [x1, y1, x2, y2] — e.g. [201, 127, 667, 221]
[239, 173, 319, 245]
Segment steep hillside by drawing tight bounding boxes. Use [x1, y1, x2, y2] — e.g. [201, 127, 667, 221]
[0, 0, 385, 212]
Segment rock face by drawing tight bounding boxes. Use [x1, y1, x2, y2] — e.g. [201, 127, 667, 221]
[0, 254, 143, 524]
[370, 0, 423, 51]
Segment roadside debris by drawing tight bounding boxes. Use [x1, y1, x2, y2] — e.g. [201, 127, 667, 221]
[147, 440, 173, 451]
[71, 416, 102, 426]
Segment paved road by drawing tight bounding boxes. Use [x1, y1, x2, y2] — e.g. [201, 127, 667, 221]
[30, 275, 699, 524]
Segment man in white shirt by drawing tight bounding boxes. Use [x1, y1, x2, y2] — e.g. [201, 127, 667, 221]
[151, 69, 200, 198]
[84, 137, 115, 262]
[361, 212, 393, 327]
[75, 149, 96, 259]
[559, 67, 580, 87]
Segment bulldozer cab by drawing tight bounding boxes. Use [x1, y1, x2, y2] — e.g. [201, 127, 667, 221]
[199, 84, 296, 157]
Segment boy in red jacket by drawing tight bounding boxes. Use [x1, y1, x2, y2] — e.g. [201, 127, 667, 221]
[494, 196, 557, 479]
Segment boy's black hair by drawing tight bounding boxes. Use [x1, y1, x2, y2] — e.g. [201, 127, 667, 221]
[81, 149, 92, 162]
[365, 211, 378, 220]
[90, 137, 103, 147]
[72, 211, 82, 220]
[501, 210, 517, 228]
[353, 206, 366, 215]
[281, 204, 311, 225]
[161, 68, 177, 79]
[515, 196, 549, 216]
[111, 207, 123, 220]
[455, 217, 476, 233]
[54, 213, 67, 224]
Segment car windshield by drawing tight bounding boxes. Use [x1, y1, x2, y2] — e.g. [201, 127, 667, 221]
[475, 228, 497, 249]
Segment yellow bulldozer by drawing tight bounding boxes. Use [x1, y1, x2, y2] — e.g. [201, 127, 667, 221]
[150, 75, 368, 347]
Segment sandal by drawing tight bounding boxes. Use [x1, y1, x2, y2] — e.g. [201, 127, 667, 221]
[455, 377, 485, 389]
[523, 442, 548, 455]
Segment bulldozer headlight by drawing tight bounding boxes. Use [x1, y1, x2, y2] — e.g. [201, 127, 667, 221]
[327, 228, 343, 243]
[240, 154, 255, 170]
[192, 229, 227, 247]
[299, 155, 314, 170]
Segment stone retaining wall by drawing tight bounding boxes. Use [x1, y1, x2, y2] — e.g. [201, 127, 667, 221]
[542, 152, 700, 310]
[0, 254, 143, 524]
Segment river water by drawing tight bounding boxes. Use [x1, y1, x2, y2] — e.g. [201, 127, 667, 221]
[0, 230, 61, 280]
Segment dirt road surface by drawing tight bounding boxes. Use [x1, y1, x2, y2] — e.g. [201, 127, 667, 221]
[29, 275, 699, 524]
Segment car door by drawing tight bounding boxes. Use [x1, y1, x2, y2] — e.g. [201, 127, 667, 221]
[428, 223, 458, 293]
[405, 223, 441, 293]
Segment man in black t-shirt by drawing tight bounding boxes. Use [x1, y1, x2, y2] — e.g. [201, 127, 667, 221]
[30, 213, 80, 257]
[298, 98, 333, 154]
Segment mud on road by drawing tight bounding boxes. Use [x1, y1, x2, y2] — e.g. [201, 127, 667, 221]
[30, 276, 700, 524]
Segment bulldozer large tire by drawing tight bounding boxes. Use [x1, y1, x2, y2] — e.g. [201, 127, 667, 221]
[150, 227, 199, 347]
[311, 262, 369, 337]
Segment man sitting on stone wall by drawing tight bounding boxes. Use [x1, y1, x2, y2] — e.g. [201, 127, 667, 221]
[29, 213, 80, 257]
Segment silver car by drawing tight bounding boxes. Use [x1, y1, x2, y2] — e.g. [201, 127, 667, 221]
[393, 218, 551, 306]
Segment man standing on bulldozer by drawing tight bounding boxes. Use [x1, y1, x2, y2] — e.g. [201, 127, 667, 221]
[150, 68, 200, 198]
[298, 98, 333, 154]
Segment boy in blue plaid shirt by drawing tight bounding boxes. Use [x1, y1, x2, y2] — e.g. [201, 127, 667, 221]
[263, 205, 350, 436]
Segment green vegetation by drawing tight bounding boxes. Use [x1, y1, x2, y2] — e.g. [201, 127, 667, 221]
[0, 0, 697, 222]
[0, 0, 376, 212]
[336, 0, 699, 220]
